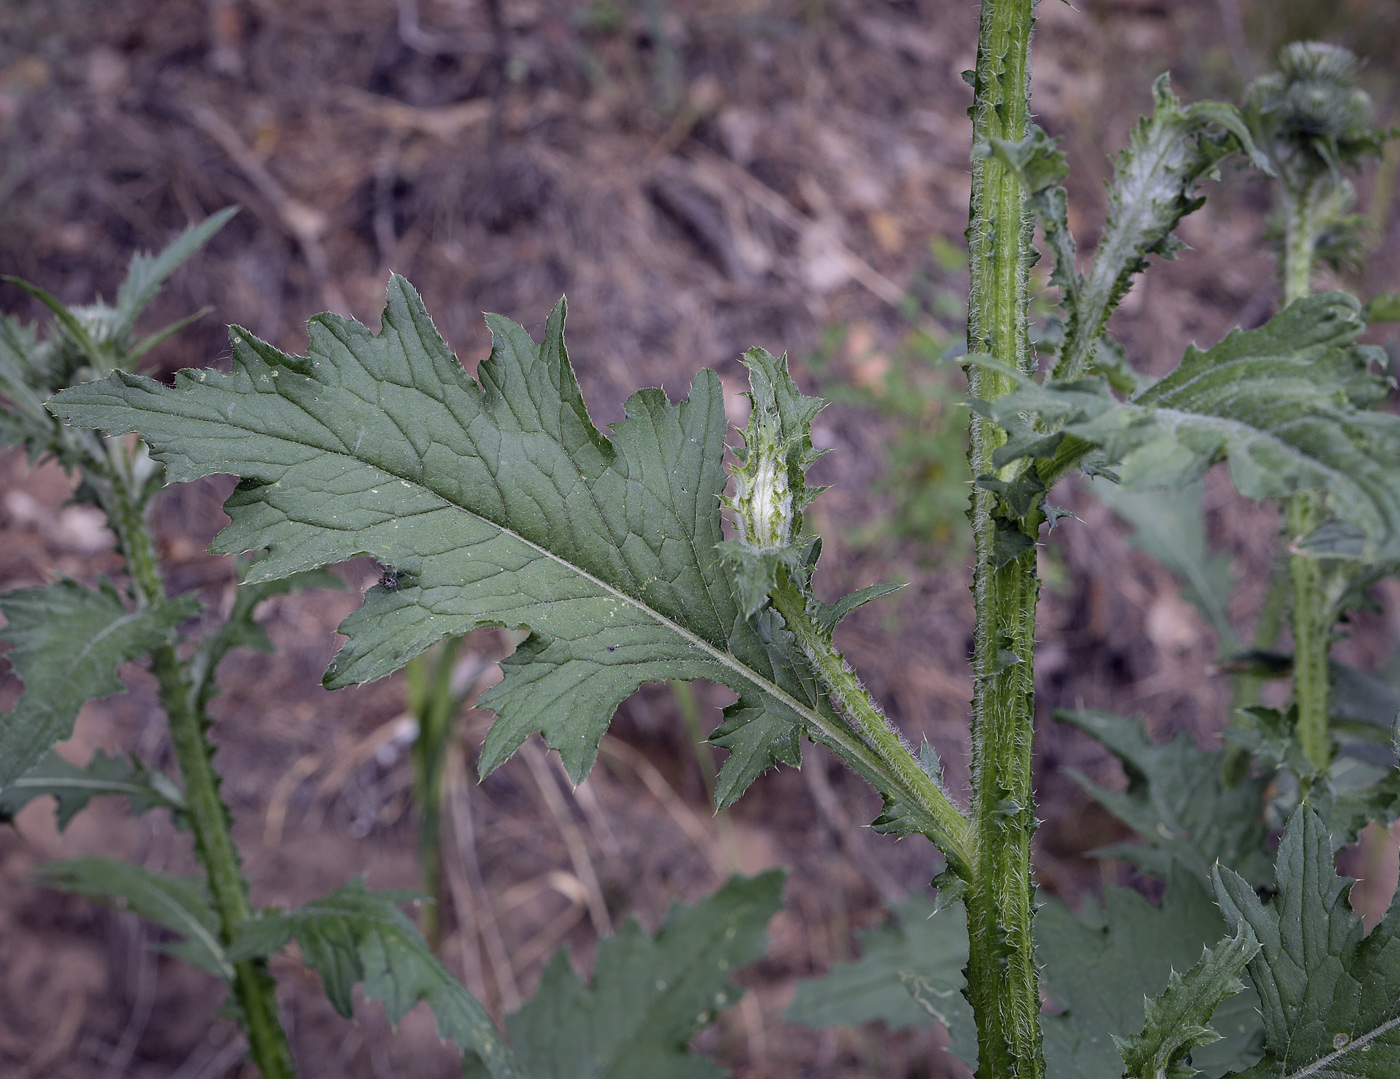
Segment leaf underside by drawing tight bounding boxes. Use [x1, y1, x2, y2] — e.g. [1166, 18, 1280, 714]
[50, 276, 850, 800]
[0, 748, 183, 829]
[991, 294, 1400, 561]
[0, 579, 197, 787]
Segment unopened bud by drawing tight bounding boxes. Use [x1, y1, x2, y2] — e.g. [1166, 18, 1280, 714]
[728, 413, 794, 552]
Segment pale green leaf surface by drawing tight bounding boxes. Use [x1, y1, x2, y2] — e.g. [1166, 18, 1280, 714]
[1058, 709, 1274, 888]
[1054, 75, 1252, 379]
[1214, 807, 1400, 1078]
[40, 857, 229, 978]
[228, 879, 518, 1078]
[505, 872, 783, 1079]
[0, 748, 184, 829]
[0, 579, 198, 786]
[1040, 871, 1264, 1079]
[989, 295, 1400, 560]
[49, 277, 833, 795]
[991, 77, 1252, 383]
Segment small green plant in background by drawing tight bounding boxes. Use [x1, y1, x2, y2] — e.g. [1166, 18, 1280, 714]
[3, 6, 1400, 1079]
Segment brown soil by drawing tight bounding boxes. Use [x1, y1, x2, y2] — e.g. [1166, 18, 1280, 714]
[2, 1, 1399, 1077]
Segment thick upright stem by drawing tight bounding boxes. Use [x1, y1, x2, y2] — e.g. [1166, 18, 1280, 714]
[963, 2, 1044, 1077]
[1281, 188, 1332, 774]
[1288, 491, 1332, 772]
[109, 464, 296, 1079]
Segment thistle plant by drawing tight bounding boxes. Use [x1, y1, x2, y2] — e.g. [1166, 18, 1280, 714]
[2, 4, 1400, 1079]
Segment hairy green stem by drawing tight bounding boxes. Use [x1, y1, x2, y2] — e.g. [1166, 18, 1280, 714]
[768, 579, 974, 876]
[107, 455, 296, 1079]
[1281, 186, 1333, 774]
[408, 637, 460, 952]
[1288, 492, 1332, 772]
[962, 0, 1045, 1077]
[1281, 185, 1324, 306]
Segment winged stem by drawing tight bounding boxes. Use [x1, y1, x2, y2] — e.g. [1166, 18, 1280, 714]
[962, 0, 1045, 1076]
[106, 459, 296, 1079]
[767, 576, 974, 876]
[1280, 176, 1338, 775]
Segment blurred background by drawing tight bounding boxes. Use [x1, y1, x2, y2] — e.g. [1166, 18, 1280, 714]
[1, 0, 1399, 1076]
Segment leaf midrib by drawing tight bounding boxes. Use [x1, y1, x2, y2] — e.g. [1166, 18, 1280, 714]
[1283, 1012, 1400, 1079]
[255, 406, 842, 780]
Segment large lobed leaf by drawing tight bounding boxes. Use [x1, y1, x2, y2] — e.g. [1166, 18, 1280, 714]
[1039, 870, 1263, 1079]
[988, 293, 1400, 561]
[229, 879, 519, 1078]
[786, 893, 976, 1066]
[787, 872, 1261, 1079]
[0, 579, 197, 787]
[1214, 807, 1400, 1078]
[44, 274, 946, 843]
[501, 871, 783, 1079]
[1058, 709, 1275, 888]
[49, 277, 869, 803]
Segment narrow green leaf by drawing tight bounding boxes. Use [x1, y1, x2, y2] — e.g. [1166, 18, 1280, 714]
[505, 872, 783, 1079]
[1050, 74, 1253, 380]
[1058, 708, 1275, 888]
[129, 306, 214, 361]
[0, 579, 199, 787]
[228, 879, 519, 1078]
[0, 749, 184, 829]
[0, 313, 56, 442]
[40, 856, 229, 978]
[1213, 806, 1400, 1078]
[987, 76, 1253, 383]
[47, 278, 851, 804]
[987, 294, 1400, 561]
[1115, 922, 1260, 1079]
[114, 208, 237, 333]
[811, 582, 903, 635]
[2, 276, 108, 372]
